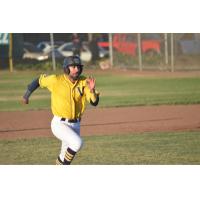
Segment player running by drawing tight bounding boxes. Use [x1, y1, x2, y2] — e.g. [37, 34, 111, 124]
[22, 55, 100, 165]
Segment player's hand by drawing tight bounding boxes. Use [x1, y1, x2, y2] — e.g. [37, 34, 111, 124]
[87, 76, 96, 92]
[22, 97, 29, 104]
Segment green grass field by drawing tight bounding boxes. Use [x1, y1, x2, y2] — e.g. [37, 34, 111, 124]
[1, 131, 200, 164]
[0, 69, 200, 164]
[0, 70, 200, 111]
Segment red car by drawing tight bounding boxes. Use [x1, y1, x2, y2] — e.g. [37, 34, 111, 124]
[98, 33, 161, 56]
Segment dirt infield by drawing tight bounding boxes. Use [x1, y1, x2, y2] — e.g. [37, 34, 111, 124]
[0, 104, 200, 140]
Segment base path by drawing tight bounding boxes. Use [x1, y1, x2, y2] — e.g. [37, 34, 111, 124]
[0, 105, 200, 139]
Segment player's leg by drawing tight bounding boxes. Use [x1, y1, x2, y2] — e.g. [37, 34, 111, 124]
[52, 125, 82, 165]
[51, 117, 83, 165]
[56, 128, 80, 164]
[55, 141, 67, 165]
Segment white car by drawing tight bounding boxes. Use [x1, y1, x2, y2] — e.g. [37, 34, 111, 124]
[23, 42, 49, 61]
[37, 41, 64, 54]
[57, 42, 92, 62]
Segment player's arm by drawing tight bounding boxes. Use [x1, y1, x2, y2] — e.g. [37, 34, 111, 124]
[86, 76, 99, 106]
[22, 77, 40, 104]
[89, 89, 99, 106]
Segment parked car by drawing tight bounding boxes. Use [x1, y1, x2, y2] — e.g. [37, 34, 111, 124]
[37, 41, 65, 54]
[23, 42, 49, 61]
[85, 41, 109, 59]
[48, 49, 65, 60]
[98, 33, 161, 56]
[57, 42, 91, 62]
[177, 33, 200, 55]
[57, 42, 109, 62]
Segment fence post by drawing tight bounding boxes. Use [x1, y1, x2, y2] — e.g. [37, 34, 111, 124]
[108, 33, 113, 68]
[164, 33, 168, 66]
[9, 33, 13, 72]
[50, 33, 56, 71]
[88, 33, 92, 42]
[170, 33, 174, 72]
[137, 33, 142, 71]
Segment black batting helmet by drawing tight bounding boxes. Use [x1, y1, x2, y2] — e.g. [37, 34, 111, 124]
[63, 55, 83, 74]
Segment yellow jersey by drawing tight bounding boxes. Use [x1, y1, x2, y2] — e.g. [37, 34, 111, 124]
[39, 74, 99, 119]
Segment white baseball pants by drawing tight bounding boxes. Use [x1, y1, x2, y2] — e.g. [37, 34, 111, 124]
[51, 116, 83, 162]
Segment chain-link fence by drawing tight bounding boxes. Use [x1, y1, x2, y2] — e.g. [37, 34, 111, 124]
[1, 33, 200, 71]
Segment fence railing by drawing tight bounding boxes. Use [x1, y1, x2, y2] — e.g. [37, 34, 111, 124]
[1, 33, 200, 72]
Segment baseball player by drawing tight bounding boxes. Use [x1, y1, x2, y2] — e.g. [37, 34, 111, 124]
[22, 55, 100, 165]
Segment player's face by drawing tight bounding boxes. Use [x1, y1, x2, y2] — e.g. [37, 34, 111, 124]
[68, 65, 82, 81]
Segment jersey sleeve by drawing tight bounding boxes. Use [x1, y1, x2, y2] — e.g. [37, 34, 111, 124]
[39, 74, 57, 91]
[84, 86, 100, 106]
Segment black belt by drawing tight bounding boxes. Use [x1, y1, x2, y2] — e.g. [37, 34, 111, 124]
[61, 118, 81, 123]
